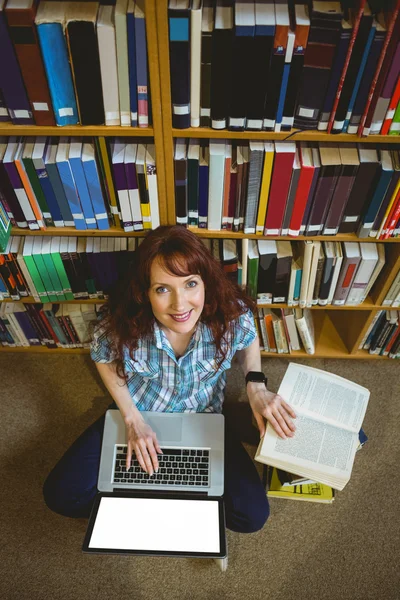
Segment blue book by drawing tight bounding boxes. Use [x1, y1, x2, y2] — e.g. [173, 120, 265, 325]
[69, 140, 97, 230]
[35, 3, 78, 126]
[32, 138, 64, 227]
[358, 428, 368, 447]
[357, 150, 394, 238]
[127, 2, 138, 127]
[294, 269, 302, 303]
[198, 147, 209, 229]
[275, 59, 292, 132]
[13, 306, 41, 346]
[0, 274, 8, 296]
[82, 142, 110, 230]
[135, 0, 149, 127]
[347, 17, 386, 134]
[343, 19, 377, 132]
[364, 310, 386, 350]
[45, 140, 74, 227]
[55, 139, 86, 231]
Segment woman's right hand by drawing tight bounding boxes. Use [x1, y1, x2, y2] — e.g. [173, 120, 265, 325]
[125, 418, 163, 476]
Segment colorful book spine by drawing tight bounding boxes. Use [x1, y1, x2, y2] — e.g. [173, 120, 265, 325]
[134, 0, 149, 127]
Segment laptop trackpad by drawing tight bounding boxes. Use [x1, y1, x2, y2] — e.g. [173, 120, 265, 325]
[145, 415, 183, 443]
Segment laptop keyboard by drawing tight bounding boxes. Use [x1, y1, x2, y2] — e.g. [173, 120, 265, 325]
[113, 446, 210, 487]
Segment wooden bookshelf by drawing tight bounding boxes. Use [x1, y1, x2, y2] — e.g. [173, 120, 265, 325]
[0, 0, 399, 360]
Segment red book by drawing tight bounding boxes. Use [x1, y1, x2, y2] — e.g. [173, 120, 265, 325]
[327, 0, 366, 134]
[358, 3, 400, 136]
[382, 189, 400, 239]
[5, 0, 55, 126]
[288, 144, 314, 237]
[384, 325, 400, 355]
[381, 76, 400, 134]
[263, 142, 296, 235]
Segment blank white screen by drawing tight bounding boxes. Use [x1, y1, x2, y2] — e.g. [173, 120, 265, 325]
[89, 497, 221, 553]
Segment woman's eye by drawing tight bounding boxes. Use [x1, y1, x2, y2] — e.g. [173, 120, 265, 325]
[187, 280, 197, 288]
[156, 287, 168, 294]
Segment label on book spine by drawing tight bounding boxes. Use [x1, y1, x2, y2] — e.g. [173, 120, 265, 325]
[33, 103, 49, 111]
[247, 119, 262, 129]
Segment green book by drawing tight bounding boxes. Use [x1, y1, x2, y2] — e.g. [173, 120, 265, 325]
[187, 140, 200, 227]
[50, 237, 74, 300]
[31, 237, 58, 302]
[22, 237, 49, 303]
[247, 239, 259, 300]
[389, 100, 400, 136]
[0, 200, 11, 252]
[22, 140, 55, 227]
[41, 237, 66, 301]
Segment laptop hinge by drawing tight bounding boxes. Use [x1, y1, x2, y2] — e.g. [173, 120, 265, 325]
[113, 488, 208, 498]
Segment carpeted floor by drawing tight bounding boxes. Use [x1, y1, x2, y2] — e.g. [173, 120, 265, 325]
[1, 353, 399, 600]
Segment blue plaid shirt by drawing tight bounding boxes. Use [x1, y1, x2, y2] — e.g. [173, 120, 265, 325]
[90, 309, 257, 414]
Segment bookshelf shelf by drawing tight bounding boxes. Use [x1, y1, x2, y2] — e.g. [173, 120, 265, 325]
[187, 228, 400, 243]
[0, 124, 155, 137]
[11, 227, 149, 237]
[171, 128, 400, 143]
[0, 347, 89, 354]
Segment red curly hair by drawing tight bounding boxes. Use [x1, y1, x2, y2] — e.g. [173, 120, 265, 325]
[100, 225, 255, 380]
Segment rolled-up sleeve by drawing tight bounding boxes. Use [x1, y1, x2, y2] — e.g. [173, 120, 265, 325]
[90, 324, 117, 364]
[233, 308, 257, 352]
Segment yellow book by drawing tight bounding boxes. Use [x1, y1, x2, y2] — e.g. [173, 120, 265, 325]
[97, 137, 121, 228]
[268, 468, 334, 504]
[377, 176, 400, 238]
[256, 142, 274, 234]
[137, 144, 152, 229]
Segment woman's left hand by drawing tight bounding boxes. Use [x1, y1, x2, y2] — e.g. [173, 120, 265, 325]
[247, 382, 296, 439]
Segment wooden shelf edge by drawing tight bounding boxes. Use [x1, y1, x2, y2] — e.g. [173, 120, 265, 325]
[260, 350, 394, 359]
[11, 227, 150, 237]
[172, 128, 400, 143]
[187, 228, 400, 242]
[0, 124, 154, 137]
[0, 347, 90, 354]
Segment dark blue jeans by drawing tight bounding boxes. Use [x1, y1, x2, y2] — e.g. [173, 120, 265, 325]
[43, 405, 270, 534]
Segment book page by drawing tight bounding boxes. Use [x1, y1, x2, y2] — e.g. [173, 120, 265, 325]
[260, 415, 359, 478]
[278, 363, 370, 432]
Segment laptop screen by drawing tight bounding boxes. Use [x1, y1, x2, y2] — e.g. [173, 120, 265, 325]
[83, 494, 225, 557]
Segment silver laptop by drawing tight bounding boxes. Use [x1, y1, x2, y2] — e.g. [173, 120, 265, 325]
[82, 409, 227, 559]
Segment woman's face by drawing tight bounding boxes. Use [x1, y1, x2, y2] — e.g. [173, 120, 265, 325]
[148, 258, 205, 336]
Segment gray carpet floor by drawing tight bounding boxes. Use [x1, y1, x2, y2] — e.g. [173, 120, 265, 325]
[1, 353, 399, 600]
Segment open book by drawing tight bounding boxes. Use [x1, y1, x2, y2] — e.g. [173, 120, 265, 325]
[255, 363, 370, 491]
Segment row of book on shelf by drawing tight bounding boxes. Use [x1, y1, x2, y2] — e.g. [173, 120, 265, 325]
[0, 236, 144, 304]
[256, 364, 370, 504]
[0, 137, 160, 250]
[168, 0, 400, 135]
[1, 235, 398, 309]
[0, 0, 150, 127]
[358, 308, 400, 358]
[0, 301, 99, 349]
[175, 139, 400, 238]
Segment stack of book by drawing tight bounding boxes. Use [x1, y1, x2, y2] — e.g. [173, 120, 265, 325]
[0, 235, 143, 303]
[174, 140, 400, 238]
[381, 266, 400, 306]
[203, 238, 386, 308]
[256, 307, 316, 355]
[256, 363, 371, 499]
[0, 301, 101, 349]
[358, 309, 400, 357]
[168, 0, 400, 136]
[0, 0, 151, 127]
[0, 137, 160, 237]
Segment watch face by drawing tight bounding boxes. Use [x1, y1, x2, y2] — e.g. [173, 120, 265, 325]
[246, 371, 265, 384]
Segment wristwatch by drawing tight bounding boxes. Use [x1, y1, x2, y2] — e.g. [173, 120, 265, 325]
[245, 371, 267, 387]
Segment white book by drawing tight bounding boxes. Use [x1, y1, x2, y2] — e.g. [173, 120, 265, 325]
[191, 0, 202, 127]
[327, 242, 343, 306]
[294, 308, 315, 354]
[282, 309, 301, 351]
[208, 140, 226, 230]
[115, 0, 131, 126]
[66, 304, 90, 347]
[346, 243, 379, 305]
[97, 5, 121, 126]
[306, 241, 321, 307]
[255, 363, 370, 491]
[145, 144, 160, 229]
[383, 271, 400, 306]
[6, 303, 30, 346]
[299, 241, 313, 308]
[241, 237, 248, 290]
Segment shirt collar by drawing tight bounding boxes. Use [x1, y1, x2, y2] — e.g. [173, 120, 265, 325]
[153, 319, 215, 353]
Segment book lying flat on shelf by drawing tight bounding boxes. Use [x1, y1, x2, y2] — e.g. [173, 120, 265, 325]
[255, 363, 370, 491]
